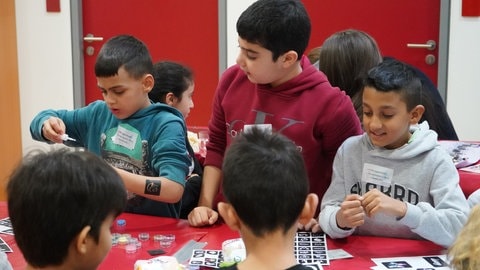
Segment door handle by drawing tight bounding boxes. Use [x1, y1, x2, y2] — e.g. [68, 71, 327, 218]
[407, 40, 436, 50]
[83, 33, 103, 56]
[83, 33, 104, 43]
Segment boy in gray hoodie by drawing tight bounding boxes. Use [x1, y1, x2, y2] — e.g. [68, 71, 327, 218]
[319, 58, 469, 248]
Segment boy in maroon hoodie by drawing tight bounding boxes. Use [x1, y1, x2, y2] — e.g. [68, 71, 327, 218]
[188, 0, 362, 227]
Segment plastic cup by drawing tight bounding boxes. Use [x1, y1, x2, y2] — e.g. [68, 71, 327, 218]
[125, 243, 137, 254]
[154, 234, 175, 248]
[138, 232, 150, 242]
[198, 131, 209, 157]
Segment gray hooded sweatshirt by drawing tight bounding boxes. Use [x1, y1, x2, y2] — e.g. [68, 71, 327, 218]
[320, 122, 470, 248]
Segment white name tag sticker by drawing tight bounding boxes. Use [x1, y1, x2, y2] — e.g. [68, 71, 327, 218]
[111, 125, 138, 150]
[243, 124, 272, 134]
[361, 163, 393, 187]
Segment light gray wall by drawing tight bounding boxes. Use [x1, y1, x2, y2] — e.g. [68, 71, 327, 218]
[16, 0, 74, 153]
[446, 1, 480, 141]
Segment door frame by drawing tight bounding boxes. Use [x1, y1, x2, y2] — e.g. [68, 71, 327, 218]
[70, 0, 84, 108]
[70, 0, 450, 107]
[438, 0, 450, 102]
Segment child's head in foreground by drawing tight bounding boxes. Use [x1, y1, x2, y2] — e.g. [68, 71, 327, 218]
[149, 61, 195, 119]
[94, 34, 154, 119]
[7, 149, 127, 269]
[218, 128, 318, 237]
[362, 58, 425, 149]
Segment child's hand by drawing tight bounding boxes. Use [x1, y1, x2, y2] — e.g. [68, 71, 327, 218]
[42, 117, 66, 144]
[362, 189, 407, 218]
[297, 218, 322, 233]
[188, 206, 218, 227]
[336, 194, 365, 229]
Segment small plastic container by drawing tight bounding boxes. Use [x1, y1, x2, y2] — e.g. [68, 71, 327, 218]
[128, 237, 142, 250]
[154, 234, 175, 248]
[138, 232, 150, 242]
[125, 243, 137, 254]
[117, 235, 129, 246]
[111, 233, 121, 246]
[198, 131, 209, 158]
[115, 219, 126, 232]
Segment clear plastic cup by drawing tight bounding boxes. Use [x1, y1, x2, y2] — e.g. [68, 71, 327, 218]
[138, 232, 150, 242]
[154, 234, 175, 248]
[198, 131, 209, 158]
[125, 243, 137, 254]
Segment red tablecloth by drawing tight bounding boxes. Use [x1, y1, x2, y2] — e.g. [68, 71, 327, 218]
[458, 167, 480, 198]
[2, 201, 447, 270]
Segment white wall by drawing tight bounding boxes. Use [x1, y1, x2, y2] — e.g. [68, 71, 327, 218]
[446, 1, 480, 141]
[15, 0, 74, 153]
[15, 0, 479, 155]
[226, 1, 255, 66]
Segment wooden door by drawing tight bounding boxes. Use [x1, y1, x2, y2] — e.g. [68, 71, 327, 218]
[81, 0, 219, 126]
[303, 0, 441, 85]
[0, 0, 23, 200]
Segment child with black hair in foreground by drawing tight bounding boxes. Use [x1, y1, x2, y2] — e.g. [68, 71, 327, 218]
[319, 58, 469, 248]
[218, 128, 318, 270]
[7, 149, 127, 270]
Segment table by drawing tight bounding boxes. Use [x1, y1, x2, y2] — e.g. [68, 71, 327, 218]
[438, 140, 480, 198]
[98, 213, 239, 269]
[2, 203, 447, 270]
[458, 165, 480, 198]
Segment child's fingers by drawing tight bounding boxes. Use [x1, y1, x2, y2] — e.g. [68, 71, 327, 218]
[49, 117, 66, 134]
[345, 194, 364, 202]
[42, 117, 66, 143]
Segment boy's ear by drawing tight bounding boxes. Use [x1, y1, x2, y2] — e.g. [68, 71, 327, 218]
[143, 74, 154, 93]
[218, 202, 241, 231]
[165, 92, 176, 106]
[298, 193, 319, 225]
[281, 50, 299, 67]
[75, 225, 92, 254]
[409, 104, 425, 125]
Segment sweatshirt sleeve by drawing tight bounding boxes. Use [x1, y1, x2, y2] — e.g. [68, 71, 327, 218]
[150, 115, 190, 186]
[319, 141, 355, 238]
[320, 91, 362, 161]
[30, 101, 102, 147]
[30, 109, 57, 143]
[397, 155, 469, 248]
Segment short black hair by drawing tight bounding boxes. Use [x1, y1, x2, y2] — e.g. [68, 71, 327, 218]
[364, 58, 422, 111]
[237, 0, 311, 61]
[95, 35, 153, 79]
[149, 61, 194, 103]
[7, 149, 127, 267]
[222, 128, 309, 237]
